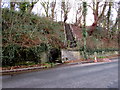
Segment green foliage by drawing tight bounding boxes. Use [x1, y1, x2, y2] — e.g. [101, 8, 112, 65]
[79, 47, 118, 55]
[19, 2, 29, 12]
[82, 2, 87, 60]
[2, 43, 48, 67]
[15, 61, 36, 66]
[2, 8, 64, 46]
[2, 8, 65, 66]
[82, 2, 87, 16]
[82, 28, 88, 38]
[97, 56, 106, 59]
[2, 44, 21, 66]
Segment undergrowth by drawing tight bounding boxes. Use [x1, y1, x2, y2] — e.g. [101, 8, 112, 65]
[2, 8, 65, 66]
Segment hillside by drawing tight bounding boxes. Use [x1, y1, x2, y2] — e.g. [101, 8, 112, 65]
[2, 8, 65, 66]
[2, 8, 118, 66]
[71, 24, 118, 50]
[2, 8, 65, 48]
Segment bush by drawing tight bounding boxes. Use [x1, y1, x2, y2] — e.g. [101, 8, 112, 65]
[2, 9, 65, 66]
[79, 47, 118, 55]
[2, 43, 48, 67]
[2, 44, 21, 66]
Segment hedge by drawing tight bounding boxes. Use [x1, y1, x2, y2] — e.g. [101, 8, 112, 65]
[2, 43, 48, 66]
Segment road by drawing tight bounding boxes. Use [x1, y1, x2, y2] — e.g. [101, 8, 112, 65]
[2, 59, 119, 88]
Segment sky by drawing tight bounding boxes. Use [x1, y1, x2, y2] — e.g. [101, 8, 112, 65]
[32, 0, 94, 25]
[2, 0, 119, 26]
[32, 0, 119, 25]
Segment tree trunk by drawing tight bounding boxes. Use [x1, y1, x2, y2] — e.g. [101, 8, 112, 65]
[28, 2, 35, 13]
[10, 2, 15, 11]
[118, 2, 120, 47]
[51, 1, 56, 20]
[107, 2, 112, 36]
[88, 2, 107, 35]
[82, 2, 87, 60]
[41, 2, 49, 17]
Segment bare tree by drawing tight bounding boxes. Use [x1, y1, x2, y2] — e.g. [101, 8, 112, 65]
[10, 2, 15, 10]
[118, 2, 120, 31]
[16, 1, 37, 13]
[118, 2, 120, 44]
[75, 3, 82, 26]
[88, 1, 107, 35]
[61, 1, 66, 22]
[0, 0, 2, 8]
[41, 1, 50, 17]
[27, 2, 37, 13]
[111, 2, 119, 33]
[50, 0, 56, 20]
[61, 0, 71, 23]
[107, 2, 112, 32]
[60, 1, 63, 22]
[82, 2, 87, 60]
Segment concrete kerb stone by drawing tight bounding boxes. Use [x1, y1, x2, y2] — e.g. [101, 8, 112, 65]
[1, 66, 46, 74]
[1, 57, 118, 75]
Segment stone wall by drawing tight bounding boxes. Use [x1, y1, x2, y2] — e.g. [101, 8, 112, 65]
[40, 52, 48, 63]
[61, 49, 81, 62]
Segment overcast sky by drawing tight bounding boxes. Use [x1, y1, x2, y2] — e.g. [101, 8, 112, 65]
[31, 0, 119, 25]
[2, 0, 119, 26]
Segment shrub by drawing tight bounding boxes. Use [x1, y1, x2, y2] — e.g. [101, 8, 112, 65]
[2, 43, 48, 67]
[79, 47, 118, 55]
[2, 8, 65, 66]
[2, 44, 21, 66]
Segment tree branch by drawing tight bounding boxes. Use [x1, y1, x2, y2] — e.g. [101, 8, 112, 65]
[98, 2, 107, 20]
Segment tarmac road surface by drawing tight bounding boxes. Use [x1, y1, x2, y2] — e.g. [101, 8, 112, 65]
[2, 59, 119, 88]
